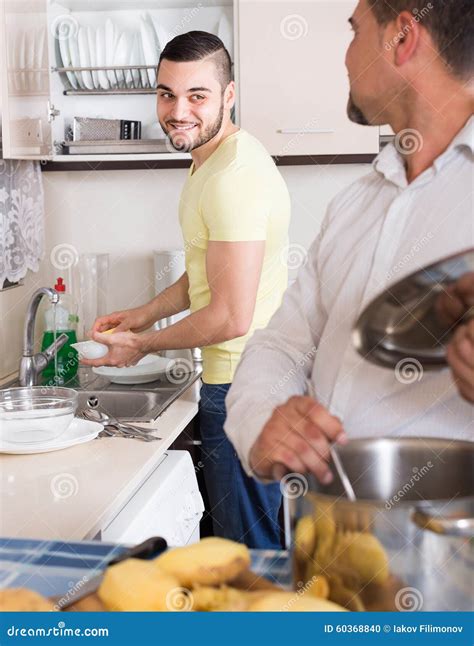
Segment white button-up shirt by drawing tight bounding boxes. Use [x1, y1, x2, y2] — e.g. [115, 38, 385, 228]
[225, 118, 474, 475]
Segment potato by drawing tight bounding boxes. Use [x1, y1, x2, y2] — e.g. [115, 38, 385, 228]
[98, 558, 182, 611]
[154, 537, 251, 587]
[0, 588, 54, 612]
[304, 574, 330, 599]
[248, 591, 347, 612]
[191, 585, 249, 612]
[312, 504, 336, 568]
[333, 531, 389, 585]
[328, 573, 366, 612]
[294, 515, 317, 560]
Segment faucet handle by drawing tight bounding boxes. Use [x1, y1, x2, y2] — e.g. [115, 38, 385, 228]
[19, 333, 69, 387]
[42, 332, 69, 364]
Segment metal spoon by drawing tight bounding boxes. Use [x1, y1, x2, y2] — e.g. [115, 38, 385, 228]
[306, 380, 356, 501]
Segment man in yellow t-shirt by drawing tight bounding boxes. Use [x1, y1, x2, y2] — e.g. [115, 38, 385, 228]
[85, 31, 290, 549]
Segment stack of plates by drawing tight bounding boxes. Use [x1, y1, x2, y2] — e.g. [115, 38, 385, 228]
[9, 27, 47, 93]
[57, 13, 166, 90]
[0, 418, 101, 455]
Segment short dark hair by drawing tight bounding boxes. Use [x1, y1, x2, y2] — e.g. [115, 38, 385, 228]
[158, 31, 232, 89]
[367, 0, 474, 80]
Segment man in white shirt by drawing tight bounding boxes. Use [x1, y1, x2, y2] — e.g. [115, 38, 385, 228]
[225, 0, 473, 484]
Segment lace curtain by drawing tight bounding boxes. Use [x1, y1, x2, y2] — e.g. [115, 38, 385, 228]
[0, 125, 45, 285]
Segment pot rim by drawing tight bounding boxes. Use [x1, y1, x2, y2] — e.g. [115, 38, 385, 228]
[304, 436, 474, 507]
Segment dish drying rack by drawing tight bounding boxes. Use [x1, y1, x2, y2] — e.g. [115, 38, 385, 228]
[53, 65, 159, 95]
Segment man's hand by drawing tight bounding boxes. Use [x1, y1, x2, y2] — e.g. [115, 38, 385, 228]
[92, 303, 156, 335]
[80, 330, 148, 368]
[249, 396, 347, 484]
[447, 319, 474, 403]
[435, 272, 474, 328]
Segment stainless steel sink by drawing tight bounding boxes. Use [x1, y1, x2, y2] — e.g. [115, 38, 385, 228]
[77, 389, 180, 422]
[5, 365, 202, 423]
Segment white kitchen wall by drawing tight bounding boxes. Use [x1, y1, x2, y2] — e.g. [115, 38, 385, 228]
[41, 163, 370, 308]
[0, 162, 371, 380]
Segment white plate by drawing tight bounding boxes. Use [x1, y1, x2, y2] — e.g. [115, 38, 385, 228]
[0, 418, 101, 454]
[11, 31, 21, 92]
[87, 25, 99, 88]
[78, 26, 94, 89]
[93, 354, 175, 384]
[105, 18, 117, 87]
[68, 30, 84, 89]
[114, 31, 132, 86]
[128, 33, 141, 87]
[96, 25, 109, 89]
[25, 28, 35, 91]
[35, 27, 46, 91]
[137, 33, 149, 88]
[18, 30, 26, 91]
[58, 24, 78, 90]
[140, 14, 159, 87]
[155, 23, 169, 51]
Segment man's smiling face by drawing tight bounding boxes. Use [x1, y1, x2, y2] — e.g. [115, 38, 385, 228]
[156, 58, 228, 152]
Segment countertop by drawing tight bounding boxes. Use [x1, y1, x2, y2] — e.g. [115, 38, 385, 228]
[0, 379, 200, 541]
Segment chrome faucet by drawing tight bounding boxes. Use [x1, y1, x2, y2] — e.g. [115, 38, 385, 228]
[19, 287, 69, 387]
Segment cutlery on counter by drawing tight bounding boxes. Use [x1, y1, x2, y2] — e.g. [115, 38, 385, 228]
[79, 409, 161, 441]
[98, 426, 160, 442]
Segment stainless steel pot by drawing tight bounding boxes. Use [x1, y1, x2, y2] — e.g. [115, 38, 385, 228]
[352, 248, 474, 369]
[288, 438, 474, 611]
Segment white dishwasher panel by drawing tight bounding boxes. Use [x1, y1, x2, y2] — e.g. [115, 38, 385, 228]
[102, 450, 204, 547]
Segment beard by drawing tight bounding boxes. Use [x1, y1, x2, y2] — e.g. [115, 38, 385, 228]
[161, 101, 225, 153]
[347, 93, 370, 126]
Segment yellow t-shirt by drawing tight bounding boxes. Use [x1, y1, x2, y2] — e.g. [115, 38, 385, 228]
[179, 129, 290, 384]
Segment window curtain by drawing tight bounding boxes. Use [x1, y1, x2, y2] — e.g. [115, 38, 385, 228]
[0, 120, 45, 285]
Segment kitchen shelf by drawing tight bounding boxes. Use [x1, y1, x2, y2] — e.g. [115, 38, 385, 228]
[40, 152, 377, 171]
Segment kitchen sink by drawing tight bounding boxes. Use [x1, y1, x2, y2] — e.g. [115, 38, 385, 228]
[77, 389, 179, 422]
[5, 365, 201, 423]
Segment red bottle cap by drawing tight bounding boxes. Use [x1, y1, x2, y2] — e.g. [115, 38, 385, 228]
[54, 277, 66, 292]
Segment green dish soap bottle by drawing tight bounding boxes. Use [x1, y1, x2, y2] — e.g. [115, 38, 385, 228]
[41, 277, 79, 385]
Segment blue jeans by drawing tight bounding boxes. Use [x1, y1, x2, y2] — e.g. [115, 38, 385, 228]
[199, 383, 282, 549]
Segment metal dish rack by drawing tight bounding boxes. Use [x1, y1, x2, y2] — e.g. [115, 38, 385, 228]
[53, 65, 158, 95]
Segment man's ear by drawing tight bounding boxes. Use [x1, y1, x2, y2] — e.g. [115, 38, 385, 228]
[224, 80, 236, 110]
[392, 10, 422, 66]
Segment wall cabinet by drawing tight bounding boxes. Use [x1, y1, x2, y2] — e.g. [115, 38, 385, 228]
[1, 0, 379, 165]
[0, 0, 233, 162]
[237, 0, 379, 158]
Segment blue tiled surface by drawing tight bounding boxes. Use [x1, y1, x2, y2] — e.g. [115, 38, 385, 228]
[0, 537, 292, 598]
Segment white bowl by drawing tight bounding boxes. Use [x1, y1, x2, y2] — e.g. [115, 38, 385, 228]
[71, 340, 108, 360]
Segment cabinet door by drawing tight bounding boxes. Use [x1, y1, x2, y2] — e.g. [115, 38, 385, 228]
[0, 0, 52, 159]
[238, 0, 379, 156]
